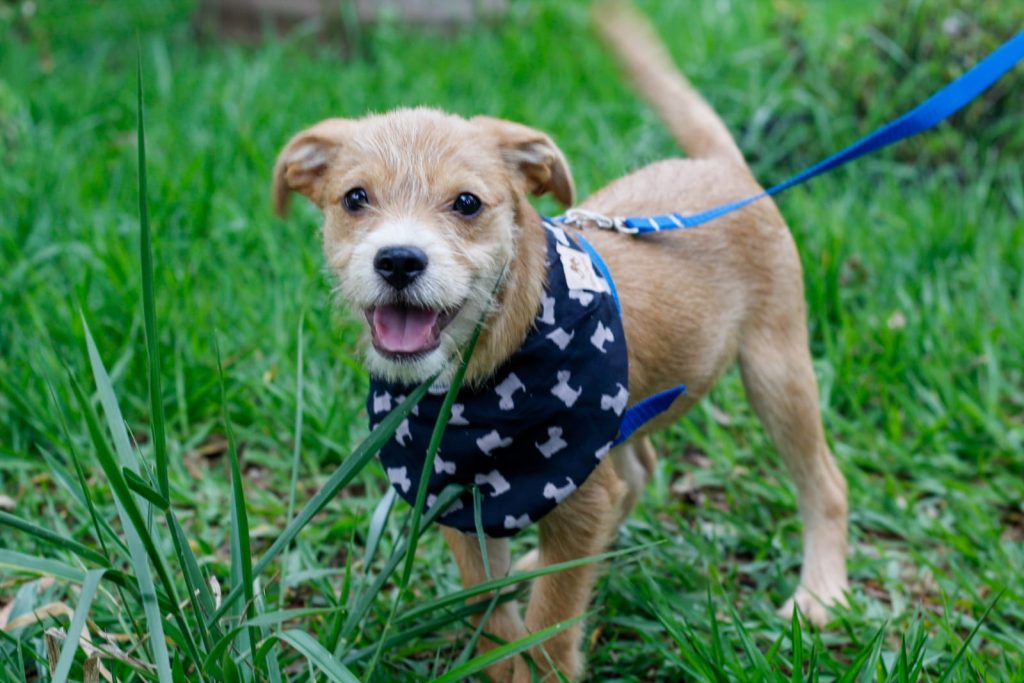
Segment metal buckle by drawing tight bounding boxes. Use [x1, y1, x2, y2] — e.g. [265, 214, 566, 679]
[561, 209, 637, 234]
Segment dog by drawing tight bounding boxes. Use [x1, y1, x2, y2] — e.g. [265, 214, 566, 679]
[272, 2, 849, 679]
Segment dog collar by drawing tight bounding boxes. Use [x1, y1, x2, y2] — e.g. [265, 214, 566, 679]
[368, 220, 629, 536]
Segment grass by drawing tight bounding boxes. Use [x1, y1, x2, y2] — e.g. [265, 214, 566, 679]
[1, 0, 1023, 680]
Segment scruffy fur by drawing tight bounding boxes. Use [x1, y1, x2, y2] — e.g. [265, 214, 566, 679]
[272, 2, 849, 679]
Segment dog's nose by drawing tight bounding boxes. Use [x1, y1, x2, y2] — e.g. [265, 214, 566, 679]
[373, 246, 428, 290]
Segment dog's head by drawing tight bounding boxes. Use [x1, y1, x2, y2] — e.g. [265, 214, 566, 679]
[273, 108, 574, 383]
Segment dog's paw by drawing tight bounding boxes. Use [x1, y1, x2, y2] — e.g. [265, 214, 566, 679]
[777, 583, 848, 627]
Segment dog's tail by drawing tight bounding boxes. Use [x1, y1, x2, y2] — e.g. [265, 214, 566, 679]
[593, 1, 745, 166]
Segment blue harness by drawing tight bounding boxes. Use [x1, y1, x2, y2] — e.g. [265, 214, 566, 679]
[368, 32, 1023, 536]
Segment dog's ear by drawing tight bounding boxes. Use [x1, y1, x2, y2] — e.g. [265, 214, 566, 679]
[472, 116, 575, 207]
[272, 118, 354, 217]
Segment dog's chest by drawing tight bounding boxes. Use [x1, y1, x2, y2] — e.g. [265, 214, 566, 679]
[368, 223, 630, 535]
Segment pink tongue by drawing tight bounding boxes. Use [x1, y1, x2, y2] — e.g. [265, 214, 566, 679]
[373, 305, 440, 353]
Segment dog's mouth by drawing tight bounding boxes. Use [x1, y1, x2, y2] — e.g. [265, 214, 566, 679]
[366, 303, 460, 359]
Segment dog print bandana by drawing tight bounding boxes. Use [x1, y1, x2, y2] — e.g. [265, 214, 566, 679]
[368, 220, 629, 536]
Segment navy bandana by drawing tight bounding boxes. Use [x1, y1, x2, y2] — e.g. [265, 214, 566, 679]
[367, 220, 629, 536]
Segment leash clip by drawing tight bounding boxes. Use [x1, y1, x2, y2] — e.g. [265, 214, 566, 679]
[561, 209, 638, 235]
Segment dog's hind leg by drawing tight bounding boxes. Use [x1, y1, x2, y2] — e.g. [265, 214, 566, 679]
[517, 460, 625, 681]
[441, 527, 526, 681]
[738, 318, 849, 627]
[513, 437, 655, 575]
[612, 437, 657, 521]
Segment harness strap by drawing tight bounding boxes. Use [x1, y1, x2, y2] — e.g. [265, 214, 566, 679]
[556, 31, 1024, 234]
[614, 384, 686, 445]
[572, 232, 686, 444]
[575, 233, 622, 316]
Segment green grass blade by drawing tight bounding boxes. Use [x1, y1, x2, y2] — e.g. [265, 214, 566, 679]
[252, 374, 430, 577]
[0, 511, 111, 568]
[341, 591, 521, 665]
[136, 51, 169, 500]
[276, 629, 361, 683]
[654, 605, 723, 682]
[217, 341, 260, 672]
[0, 549, 86, 584]
[432, 613, 588, 683]
[836, 621, 887, 683]
[165, 510, 219, 649]
[363, 486, 396, 573]
[253, 581, 283, 683]
[726, 601, 771, 673]
[47, 382, 130, 559]
[0, 622, 48, 678]
[937, 591, 1003, 683]
[123, 467, 170, 510]
[76, 319, 197, 682]
[51, 568, 106, 683]
[210, 373, 434, 622]
[706, 586, 724, 667]
[472, 485, 491, 581]
[339, 484, 465, 641]
[69, 370, 177, 682]
[448, 486, 500, 669]
[202, 607, 337, 672]
[452, 591, 502, 669]
[278, 314, 306, 610]
[790, 603, 803, 683]
[397, 543, 652, 625]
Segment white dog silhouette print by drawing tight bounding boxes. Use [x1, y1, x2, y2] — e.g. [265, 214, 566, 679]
[448, 403, 469, 426]
[601, 383, 628, 416]
[551, 370, 583, 407]
[504, 513, 532, 530]
[590, 321, 615, 353]
[537, 293, 556, 325]
[395, 419, 412, 447]
[567, 288, 594, 306]
[535, 426, 568, 459]
[387, 466, 411, 493]
[495, 373, 526, 410]
[372, 391, 392, 414]
[476, 429, 513, 455]
[475, 470, 511, 497]
[434, 453, 456, 475]
[546, 327, 575, 350]
[543, 477, 577, 504]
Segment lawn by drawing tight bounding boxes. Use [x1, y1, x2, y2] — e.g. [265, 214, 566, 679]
[1, 0, 1022, 680]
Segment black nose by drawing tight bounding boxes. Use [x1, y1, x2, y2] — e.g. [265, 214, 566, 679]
[373, 246, 428, 290]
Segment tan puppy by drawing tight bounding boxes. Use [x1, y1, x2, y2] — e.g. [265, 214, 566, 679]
[273, 2, 848, 679]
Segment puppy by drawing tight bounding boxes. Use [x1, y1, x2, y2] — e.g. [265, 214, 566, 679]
[272, 2, 848, 679]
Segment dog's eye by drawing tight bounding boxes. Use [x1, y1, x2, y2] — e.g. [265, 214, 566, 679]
[452, 192, 482, 217]
[343, 187, 369, 213]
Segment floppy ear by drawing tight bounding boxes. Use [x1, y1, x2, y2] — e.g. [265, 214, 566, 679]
[472, 116, 575, 207]
[272, 118, 354, 217]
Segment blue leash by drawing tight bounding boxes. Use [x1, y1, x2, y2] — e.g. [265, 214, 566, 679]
[555, 30, 1024, 234]
[559, 32, 1023, 444]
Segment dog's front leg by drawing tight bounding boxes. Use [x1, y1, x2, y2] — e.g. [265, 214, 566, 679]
[440, 526, 526, 681]
[517, 461, 625, 682]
